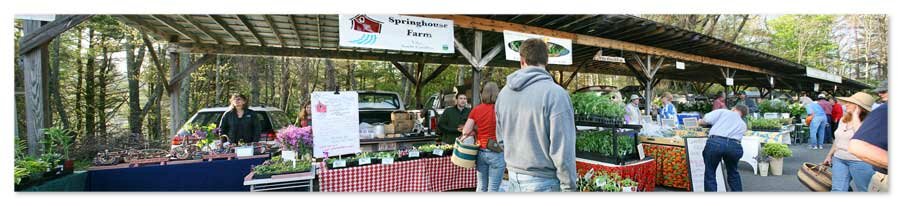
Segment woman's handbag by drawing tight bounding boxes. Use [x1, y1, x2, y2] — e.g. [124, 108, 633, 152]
[797, 162, 832, 192]
[451, 137, 479, 168]
[805, 115, 814, 126]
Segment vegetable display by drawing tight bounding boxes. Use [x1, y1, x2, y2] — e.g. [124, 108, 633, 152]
[571, 92, 626, 120]
[747, 118, 784, 131]
[759, 99, 791, 114]
[576, 130, 638, 164]
[252, 156, 313, 178]
[576, 169, 640, 192]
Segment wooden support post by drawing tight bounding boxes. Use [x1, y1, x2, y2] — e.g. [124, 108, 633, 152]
[18, 15, 92, 54]
[22, 20, 52, 156]
[472, 31, 483, 105]
[168, 52, 181, 136]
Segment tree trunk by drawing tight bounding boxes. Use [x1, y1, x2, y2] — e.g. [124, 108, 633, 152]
[279, 57, 291, 110]
[84, 29, 96, 144]
[97, 42, 112, 140]
[325, 59, 337, 91]
[728, 15, 749, 42]
[50, 34, 70, 130]
[126, 41, 147, 137]
[214, 56, 222, 104]
[179, 53, 190, 127]
[74, 28, 84, 139]
[248, 57, 260, 106]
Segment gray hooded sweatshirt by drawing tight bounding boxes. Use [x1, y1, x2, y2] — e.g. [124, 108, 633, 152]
[495, 66, 578, 191]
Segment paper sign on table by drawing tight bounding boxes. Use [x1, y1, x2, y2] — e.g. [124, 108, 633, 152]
[433, 149, 444, 156]
[358, 158, 371, 165]
[332, 159, 347, 168]
[409, 151, 420, 158]
[381, 158, 394, 165]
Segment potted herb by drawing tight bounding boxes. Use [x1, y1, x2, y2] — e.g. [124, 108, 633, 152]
[756, 152, 770, 176]
[763, 143, 792, 176]
[620, 179, 638, 192]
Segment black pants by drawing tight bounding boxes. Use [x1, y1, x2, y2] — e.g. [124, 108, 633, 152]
[703, 136, 744, 192]
[826, 114, 836, 144]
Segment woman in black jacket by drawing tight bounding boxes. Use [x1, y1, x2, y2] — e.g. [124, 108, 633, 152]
[219, 94, 262, 144]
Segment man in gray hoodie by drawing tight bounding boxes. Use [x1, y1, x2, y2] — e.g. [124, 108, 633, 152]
[495, 38, 578, 192]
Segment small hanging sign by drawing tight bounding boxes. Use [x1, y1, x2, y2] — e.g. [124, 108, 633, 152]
[726, 78, 734, 86]
[814, 83, 820, 91]
[769, 77, 774, 87]
[676, 61, 685, 70]
[592, 50, 625, 63]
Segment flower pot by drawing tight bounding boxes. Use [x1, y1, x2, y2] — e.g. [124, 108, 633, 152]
[758, 162, 769, 176]
[770, 157, 784, 176]
[63, 160, 75, 172]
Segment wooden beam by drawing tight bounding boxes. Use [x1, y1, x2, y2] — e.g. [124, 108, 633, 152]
[150, 15, 201, 43]
[168, 43, 473, 65]
[420, 15, 774, 76]
[476, 44, 503, 68]
[391, 61, 418, 84]
[207, 15, 244, 45]
[315, 15, 324, 48]
[117, 15, 171, 40]
[18, 15, 92, 54]
[262, 15, 286, 47]
[168, 54, 214, 89]
[421, 64, 450, 85]
[235, 15, 267, 47]
[178, 15, 222, 44]
[562, 60, 589, 88]
[453, 38, 480, 67]
[286, 15, 304, 48]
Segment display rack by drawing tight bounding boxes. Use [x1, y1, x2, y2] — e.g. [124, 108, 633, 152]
[575, 120, 643, 165]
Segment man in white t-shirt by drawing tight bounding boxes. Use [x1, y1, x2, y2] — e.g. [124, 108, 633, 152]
[699, 104, 749, 192]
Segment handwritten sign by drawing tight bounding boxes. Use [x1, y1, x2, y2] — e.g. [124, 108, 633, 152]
[683, 118, 699, 128]
[311, 91, 361, 158]
[381, 158, 394, 165]
[433, 149, 444, 156]
[685, 137, 726, 192]
[358, 158, 371, 165]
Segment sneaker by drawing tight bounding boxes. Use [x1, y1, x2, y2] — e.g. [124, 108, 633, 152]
[818, 145, 824, 150]
[810, 146, 817, 150]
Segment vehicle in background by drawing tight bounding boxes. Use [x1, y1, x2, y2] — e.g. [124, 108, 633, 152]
[171, 106, 292, 148]
[357, 90, 407, 124]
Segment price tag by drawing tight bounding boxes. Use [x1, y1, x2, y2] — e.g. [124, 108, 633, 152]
[409, 151, 420, 158]
[637, 144, 646, 159]
[381, 158, 394, 165]
[433, 149, 444, 156]
[358, 158, 371, 165]
[332, 159, 346, 168]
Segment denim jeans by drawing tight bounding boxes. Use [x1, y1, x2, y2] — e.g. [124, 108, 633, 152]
[702, 136, 743, 192]
[831, 156, 876, 192]
[476, 150, 506, 192]
[507, 170, 561, 192]
[809, 116, 828, 147]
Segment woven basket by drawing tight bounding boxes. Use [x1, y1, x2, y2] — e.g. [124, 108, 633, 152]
[451, 139, 479, 168]
[797, 162, 832, 192]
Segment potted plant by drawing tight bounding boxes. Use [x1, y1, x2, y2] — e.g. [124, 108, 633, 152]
[620, 178, 638, 192]
[763, 143, 792, 176]
[275, 125, 313, 162]
[756, 152, 770, 176]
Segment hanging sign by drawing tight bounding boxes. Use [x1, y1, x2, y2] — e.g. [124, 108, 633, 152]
[311, 91, 361, 158]
[593, 50, 625, 63]
[726, 78, 734, 86]
[769, 77, 774, 87]
[15, 15, 56, 21]
[339, 14, 454, 54]
[814, 83, 820, 91]
[503, 30, 573, 65]
[676, 61, 686, 70]
[806, 67, 842, 83]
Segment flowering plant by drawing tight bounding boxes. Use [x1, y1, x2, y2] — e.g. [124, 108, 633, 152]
[276, 125, 313, 153]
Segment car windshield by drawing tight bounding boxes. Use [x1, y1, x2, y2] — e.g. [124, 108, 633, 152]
[358, 93, 400, 109]
[189, 112, 224, 127]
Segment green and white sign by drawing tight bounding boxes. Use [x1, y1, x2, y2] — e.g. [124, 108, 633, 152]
[503, 30, 573, 65]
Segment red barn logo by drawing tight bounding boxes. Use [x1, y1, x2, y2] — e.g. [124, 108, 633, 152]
[316, 101, 327, 113]
[350, 15, 382, 33]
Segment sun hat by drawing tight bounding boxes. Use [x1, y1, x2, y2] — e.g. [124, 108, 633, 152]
[836, 92, 875, 112]
[817, 94, 827, 100]
[629, 94, 641, 101]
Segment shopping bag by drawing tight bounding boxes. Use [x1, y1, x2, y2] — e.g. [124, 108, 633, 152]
[451, 137, 479, 168]
[805, 115, 813, 126]
[797, 162, 832, 192]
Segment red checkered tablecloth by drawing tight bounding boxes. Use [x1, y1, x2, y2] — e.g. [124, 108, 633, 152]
[318, 156, 476, 192]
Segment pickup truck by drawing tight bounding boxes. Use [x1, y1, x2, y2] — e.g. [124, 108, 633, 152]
[356, 90, 439, 151]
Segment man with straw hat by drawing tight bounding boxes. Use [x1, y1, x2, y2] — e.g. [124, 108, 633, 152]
[625, 94, 642, 124]
[823, 92, 875, 192]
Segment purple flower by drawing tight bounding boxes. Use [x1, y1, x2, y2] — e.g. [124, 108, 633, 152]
[276, 125, 313, 151]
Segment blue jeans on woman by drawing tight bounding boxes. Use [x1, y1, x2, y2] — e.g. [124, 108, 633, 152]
[809, 115, 827, 147]
[702, 136, 744, 192]
[476, 150, 505, 192]
[831, 156, 876, 192]
[507, 170, 561, 192]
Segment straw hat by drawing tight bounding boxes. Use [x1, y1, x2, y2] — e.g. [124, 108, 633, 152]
[836, 92, 875, 112]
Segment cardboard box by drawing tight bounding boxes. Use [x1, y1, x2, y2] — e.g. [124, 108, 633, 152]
[391, 112, 414, 121]
[391, 120, 415, 134]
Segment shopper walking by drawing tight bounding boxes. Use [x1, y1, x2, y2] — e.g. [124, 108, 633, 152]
[460, 82, 505, 192]
[817, 94, 835, 142]
[699, 105, 749, 192]
[849, 80, 888, 192]
[495, 38, 577, 192]
[802, 97, 828, 149]
[438, 94, 470, 144]
[823, 92, 875, 192]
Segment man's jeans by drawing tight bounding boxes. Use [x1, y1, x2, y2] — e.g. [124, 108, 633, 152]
[831, 156, 875, 192]
[809, 115, 828, 147]
[507, 170, 560, 192]
[702, 136, 743, 192]
[476, 150, 505, 192]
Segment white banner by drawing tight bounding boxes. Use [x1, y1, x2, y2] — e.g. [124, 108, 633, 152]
[806, 67, 842, 83]
[311, 91, 361, 158]
[339, 14, 454, 54]
[503, 30, 573, 65]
